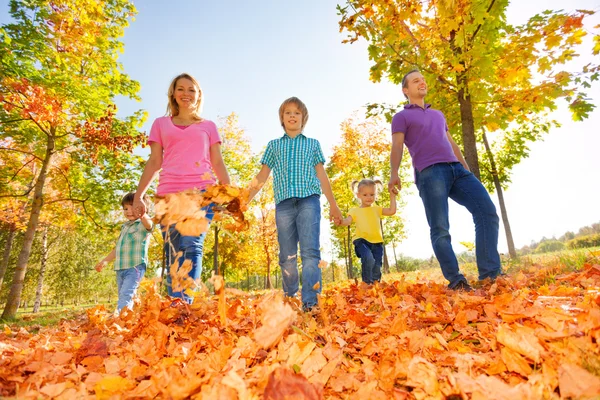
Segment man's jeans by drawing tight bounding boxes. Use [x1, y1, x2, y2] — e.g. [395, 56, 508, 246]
[162, 203, 214, 304]
[116, 263, 146, 312]
[353, 239, 383, 284]
[416, 162, 502, 288]
[275, 194, 322, 308]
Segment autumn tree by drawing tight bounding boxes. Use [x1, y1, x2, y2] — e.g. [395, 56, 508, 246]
[338, 1, 598, 257]
[0, 0, 146, 319]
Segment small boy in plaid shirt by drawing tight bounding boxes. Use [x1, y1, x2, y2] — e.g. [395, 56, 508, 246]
[247, 97, 342, 311]
[96, 192, 154, 313]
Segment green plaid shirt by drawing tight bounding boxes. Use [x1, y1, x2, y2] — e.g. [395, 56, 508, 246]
[114, 220, 152, 271]
[261, 133, 326, 204]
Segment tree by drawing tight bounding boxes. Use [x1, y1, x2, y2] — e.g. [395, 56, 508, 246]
[0, 0, 146, 319]
[338, 1, 597, 258]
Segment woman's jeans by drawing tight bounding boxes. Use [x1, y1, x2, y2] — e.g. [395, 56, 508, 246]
[416, 162, 502, 288]
[275, 194, 322, 308]
[162, 203, 214, 304]
[353, 239, 383, 284]
[116, 263, 146, 312]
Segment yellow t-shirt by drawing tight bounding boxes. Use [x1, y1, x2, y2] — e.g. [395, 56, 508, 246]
[348, 205, 383, 243]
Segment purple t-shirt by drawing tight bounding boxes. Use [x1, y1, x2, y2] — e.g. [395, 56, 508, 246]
[391, 104, 458, 174]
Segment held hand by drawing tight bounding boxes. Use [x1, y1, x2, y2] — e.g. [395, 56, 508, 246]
[388, 175, 402, 195]
[132, 195, 147, 218]
[330, 204, 343, 226]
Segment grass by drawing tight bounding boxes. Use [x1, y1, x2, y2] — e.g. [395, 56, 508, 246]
[1, 303, 108, 333]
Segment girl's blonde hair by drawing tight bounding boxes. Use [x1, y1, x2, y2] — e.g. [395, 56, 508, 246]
[351, 178, 384, 198]
[166, 73, 203, 120]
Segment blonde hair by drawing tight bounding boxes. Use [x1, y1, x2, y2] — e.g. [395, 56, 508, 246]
[279, 97, 309, 130]
[351, 178, 383, 199]
[166, 73, 203, 120]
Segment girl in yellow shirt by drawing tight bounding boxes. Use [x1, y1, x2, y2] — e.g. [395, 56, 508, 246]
[340, 179, 397, 284]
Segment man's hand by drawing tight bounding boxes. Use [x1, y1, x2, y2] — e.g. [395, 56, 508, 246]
[388, 174, 402, 194]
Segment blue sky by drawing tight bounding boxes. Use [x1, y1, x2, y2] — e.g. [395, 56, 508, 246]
[2, 0, 599, 260]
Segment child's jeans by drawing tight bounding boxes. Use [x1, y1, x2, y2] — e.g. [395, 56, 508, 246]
[162, 203, 214, 304]
[116, 263, 146, 312]
[353, 239, 383, 284]
[275, 194, 322, 308]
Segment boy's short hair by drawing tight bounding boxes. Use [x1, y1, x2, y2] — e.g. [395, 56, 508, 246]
[279, 97, 309, 130]
[121, 192, 147, 207]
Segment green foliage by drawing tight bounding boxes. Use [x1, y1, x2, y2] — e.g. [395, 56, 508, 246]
[567, 233, 600, 250]
[535, 240, 566, 254]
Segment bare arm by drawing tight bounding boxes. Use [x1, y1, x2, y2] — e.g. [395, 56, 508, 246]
[382, 192, 397, 216]
[140, 213, 154, 231]
[133, 142, 163, 217]
[388, 132, 405, 194]
[315, 163, 342, 224]
[95, 247, 116, 272]
[446, 131, 470, 171]
[210, 143, 231, 185]
[339, 215, 353, 227]
[247, 164, 271, 203]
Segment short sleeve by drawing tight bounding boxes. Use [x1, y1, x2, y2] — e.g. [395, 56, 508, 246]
[348, 208, 357, 222]
[148, 118, 162, 146]
[376, 206, 383, 217]
[391, 112, 407, 135]
[313, 140, 326, 166]
[260, 141, 275, 169]
[206, 120, 222, 146]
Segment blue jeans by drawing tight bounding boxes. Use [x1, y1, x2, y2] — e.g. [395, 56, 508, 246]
[416, 162, 502, 288]
[162, 203, 214, 304]
[116, 263, 146, 312]
[353, 239, 383, 284]
[275, 195, 322, 308]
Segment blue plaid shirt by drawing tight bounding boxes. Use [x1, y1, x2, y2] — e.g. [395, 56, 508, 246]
[260, 133, 326, 204]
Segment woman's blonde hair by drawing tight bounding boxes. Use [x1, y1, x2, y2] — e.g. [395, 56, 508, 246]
[351, 178, 383, 199]
[279, 97, 309, 130]
[166, 73, 203, 120]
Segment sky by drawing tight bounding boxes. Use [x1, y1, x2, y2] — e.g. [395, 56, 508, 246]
[1, 0, 599, 260]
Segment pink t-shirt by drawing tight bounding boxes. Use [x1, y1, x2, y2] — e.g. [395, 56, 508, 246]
[148, 116, 221, 195]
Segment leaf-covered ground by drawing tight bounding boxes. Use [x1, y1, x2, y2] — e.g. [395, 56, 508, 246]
[1, 263, 600, 399]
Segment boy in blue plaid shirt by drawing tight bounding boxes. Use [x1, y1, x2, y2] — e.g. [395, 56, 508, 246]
[247, 97, 342, 311]
[95, 193, 154, 313]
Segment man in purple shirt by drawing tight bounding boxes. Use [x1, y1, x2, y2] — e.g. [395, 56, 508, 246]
[388, 69, 502, 291]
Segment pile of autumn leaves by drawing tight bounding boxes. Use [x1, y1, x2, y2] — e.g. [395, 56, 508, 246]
[0, 261, 599, 399]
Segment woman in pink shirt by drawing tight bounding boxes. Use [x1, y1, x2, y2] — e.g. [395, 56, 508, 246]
[133, 73, 230, 303]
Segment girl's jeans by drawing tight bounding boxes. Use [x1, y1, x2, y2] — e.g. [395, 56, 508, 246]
[353, 239, 383, 284]
[275, 194, 322, 308]
[162, 203, 214, 304]
[416, 162, 502, 288]
[116, 263, 146, 312]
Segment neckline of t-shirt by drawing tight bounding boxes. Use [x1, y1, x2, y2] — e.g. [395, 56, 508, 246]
[169, 117, 203, 129]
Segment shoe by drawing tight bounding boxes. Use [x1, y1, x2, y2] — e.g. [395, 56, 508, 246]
[450, 280, 473, 292]
[302, 303, 318, 313]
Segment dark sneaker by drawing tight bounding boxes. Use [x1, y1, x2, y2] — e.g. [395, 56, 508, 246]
[450, 280, 473, 292]
[302, 303, 318, 313]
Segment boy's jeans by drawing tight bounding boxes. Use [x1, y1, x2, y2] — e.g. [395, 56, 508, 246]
[275, 194, 322, 308]
[416, 162, 502, 288]
[116, 263, 146, 312]
[162, 203, 214, 304]
[353, 239, 383, 284]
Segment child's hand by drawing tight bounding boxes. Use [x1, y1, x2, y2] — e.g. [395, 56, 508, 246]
[95, 261, 106, 272]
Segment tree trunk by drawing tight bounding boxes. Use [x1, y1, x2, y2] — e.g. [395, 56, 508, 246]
[264, 248, 273, 289]
[2, 134, 55, 320]
[482, 129, 517, 258]
[392, 241, 398, 271]
[0, 225, 17, 289]
[213, 225, 220, 275]
[33, 227, 49, 313]
[347, 226, 354, 279]
[456, 73, 481, 180]
[380, 219, 389, 274]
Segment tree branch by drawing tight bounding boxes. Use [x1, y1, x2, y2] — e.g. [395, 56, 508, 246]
[470, 0, 496, 42]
